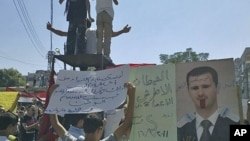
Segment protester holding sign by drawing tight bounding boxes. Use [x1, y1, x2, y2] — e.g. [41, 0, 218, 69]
[57, 114, 87, 141]
[49, 82, 135, 141]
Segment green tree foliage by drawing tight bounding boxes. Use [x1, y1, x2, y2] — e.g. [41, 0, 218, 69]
[0, 68, 26, 87]
[159, 48, 209, 64]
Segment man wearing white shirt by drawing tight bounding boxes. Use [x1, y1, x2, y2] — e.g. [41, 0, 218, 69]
[95, 0, 118, 59]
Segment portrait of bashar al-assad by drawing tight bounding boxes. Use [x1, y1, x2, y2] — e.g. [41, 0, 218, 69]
[176, 59, 240, 141]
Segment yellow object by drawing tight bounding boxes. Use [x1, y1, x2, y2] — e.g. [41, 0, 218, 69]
[0, 92, 19, 113]
[8, 135, 18, 141]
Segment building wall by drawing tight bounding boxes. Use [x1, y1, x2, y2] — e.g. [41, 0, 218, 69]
[26, 70, 50, 88]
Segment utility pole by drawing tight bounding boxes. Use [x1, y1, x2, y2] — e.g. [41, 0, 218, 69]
[47, 0, 54, 71]
[47, 51, 55, 71]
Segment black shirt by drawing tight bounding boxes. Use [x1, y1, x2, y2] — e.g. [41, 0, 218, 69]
[66, 0, 87, 21]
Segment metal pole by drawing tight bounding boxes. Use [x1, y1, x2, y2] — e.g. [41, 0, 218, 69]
[50, 0, 53, 51]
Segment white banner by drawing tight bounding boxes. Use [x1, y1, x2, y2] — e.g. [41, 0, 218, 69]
[45, 65, 129, 114]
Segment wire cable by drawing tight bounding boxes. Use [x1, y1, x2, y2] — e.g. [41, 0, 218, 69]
[19, 0, 47, 53]
[12, 0, 46, 58]
[0, 55, 46, 68]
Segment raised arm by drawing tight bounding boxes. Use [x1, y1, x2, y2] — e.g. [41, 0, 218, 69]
[113, 82, 135, 140]
[47, 84, 67, 138]
[112, 25, 131, 37]
[49, 114, 67, 138]
[47, 22, 68, 37]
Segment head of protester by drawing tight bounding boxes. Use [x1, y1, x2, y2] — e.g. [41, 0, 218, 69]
[0, 112, 19, 140]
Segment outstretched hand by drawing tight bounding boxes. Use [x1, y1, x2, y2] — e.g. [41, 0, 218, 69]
[122, 25, 131, 33]
[124, 82, 136, 96]
[47, 22, 52, 30]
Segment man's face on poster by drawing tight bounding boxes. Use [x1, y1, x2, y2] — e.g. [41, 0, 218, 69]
[188, 72, 217, 109]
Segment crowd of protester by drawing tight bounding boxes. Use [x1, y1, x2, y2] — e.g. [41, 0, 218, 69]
[1, 97, 250, 141]
[0, 81, 135, 141]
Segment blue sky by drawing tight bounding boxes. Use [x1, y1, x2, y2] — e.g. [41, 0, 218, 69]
[1, 0, 250, 75]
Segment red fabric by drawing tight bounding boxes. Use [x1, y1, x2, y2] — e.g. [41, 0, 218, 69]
[19, 91, 31, 97]
[35, 92, 47, 99]
[19, 90, 46, 103]
[35, 92, 46, 102]
[106, 63, 156, 69]
[45, 131, 59, 141]
[6, 87, 17, 91]
[37, 71, 55, 140]
[40, 127, 59, 141]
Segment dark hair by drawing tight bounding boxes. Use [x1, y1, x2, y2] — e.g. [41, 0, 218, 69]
[27, 104, 35, 109]
[186, 66, 218, 87]
[20, 106, 26, 111]
[0, 112, 18, 130]
[0, 105, 5, 113]
[68, 114, 87, 126]
[83, 114, 103, 133]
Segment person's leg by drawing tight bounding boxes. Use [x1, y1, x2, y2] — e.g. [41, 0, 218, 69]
[96, 12, 105, 54]
[103, 12, 113, 57]
[75, 19, 87, 55]
[66, 21, 77, 55]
